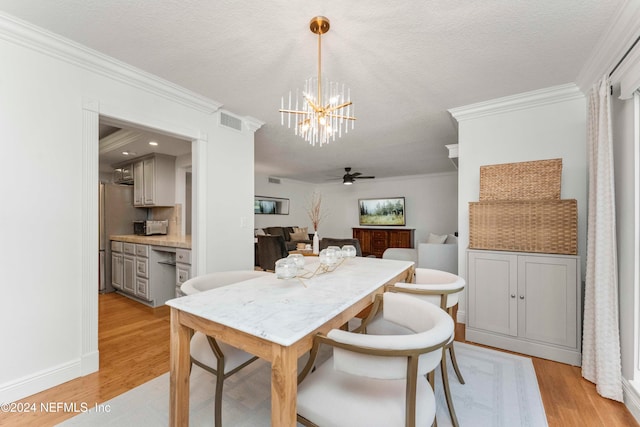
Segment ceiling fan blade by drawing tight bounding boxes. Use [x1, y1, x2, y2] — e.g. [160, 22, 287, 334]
[351, 172, 362, 177]
[355, 176, 375, 179]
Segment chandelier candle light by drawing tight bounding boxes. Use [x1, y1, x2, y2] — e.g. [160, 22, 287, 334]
[280, 16, 355, 146]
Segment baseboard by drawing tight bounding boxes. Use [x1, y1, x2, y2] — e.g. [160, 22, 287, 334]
[81, 350, 99, 375]
[457, 309, 466, 325]
[623, 377, 640, 424]
[466, 327, 581, 366]
[0, 359, 81, 403]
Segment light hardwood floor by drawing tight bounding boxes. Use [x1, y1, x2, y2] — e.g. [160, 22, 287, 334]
[1, 292, 638, 426]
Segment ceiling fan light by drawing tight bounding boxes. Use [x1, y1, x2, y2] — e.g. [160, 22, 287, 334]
[343, 180, 353, 185]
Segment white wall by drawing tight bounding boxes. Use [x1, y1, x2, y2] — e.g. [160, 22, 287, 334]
[318, 173, 458, 242]
[451, 84, 588, 323]
[255, 172, 459, 243]
[0, 14, 257, 402]
[254, 174, 315, 231]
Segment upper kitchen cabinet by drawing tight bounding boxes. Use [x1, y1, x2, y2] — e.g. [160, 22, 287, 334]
[131, 154, 176, 207]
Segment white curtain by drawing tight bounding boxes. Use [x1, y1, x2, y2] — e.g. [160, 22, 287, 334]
[582, 75, 623, 401]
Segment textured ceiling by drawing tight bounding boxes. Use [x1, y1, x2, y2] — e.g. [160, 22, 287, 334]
[0, 1, 625, 183]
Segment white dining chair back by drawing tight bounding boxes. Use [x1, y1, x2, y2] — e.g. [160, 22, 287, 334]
[365, 267, 467, 427]
[382, 247, 418, 264]
[297, 292, 453, 427]
[180, 270, 272, 427]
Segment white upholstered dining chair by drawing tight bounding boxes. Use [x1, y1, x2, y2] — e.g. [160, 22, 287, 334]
[296, 292, 454, 427]
[364, 268, 466, 427]
[180, 270, 272, 427]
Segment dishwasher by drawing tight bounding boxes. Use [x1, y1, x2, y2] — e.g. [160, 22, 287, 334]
[149, 246, 177, 305]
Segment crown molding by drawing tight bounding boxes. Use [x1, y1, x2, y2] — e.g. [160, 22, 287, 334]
[449, 83, 583, 122]
[243, 116, 265, 133]
[576, 1, 640, 92]
[98, 129, 141, 154]
[0, 12, 222, 114]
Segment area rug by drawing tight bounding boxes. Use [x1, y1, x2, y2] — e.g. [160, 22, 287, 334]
[58, 342, 547, 426]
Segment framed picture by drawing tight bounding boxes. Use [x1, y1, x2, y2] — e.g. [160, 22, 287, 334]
[358, 197, 405, 226]
[254, 196, 289, 215]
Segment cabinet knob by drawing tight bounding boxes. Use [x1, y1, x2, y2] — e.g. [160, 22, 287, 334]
[519, 295, 525, 300]
[510, 294, 516, 298]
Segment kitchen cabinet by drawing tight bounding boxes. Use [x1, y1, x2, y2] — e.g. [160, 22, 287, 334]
[175, 248, 191, 297]
[466, 249, 581, 365]
[110, 242, 170, 306]
[132, 154, 176, 207]
[352, 228, 414, 258]
[122, 243, 137, 294]
[111, 241, 124, 290]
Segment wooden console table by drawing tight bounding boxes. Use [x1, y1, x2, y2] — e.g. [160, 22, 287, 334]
[353, 227, 415, 258]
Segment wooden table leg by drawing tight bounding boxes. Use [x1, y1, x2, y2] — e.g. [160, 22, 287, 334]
[270, 345, 298, 427]
[170, 308, 191, 427]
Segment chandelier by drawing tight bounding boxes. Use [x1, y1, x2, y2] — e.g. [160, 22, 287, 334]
[280, 16, 355, 146]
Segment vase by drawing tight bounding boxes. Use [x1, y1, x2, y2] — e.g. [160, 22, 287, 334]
[312, 231, 319, 255]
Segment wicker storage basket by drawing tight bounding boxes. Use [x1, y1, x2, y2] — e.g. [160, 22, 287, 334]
[469, 199, 577, 255]
[479, 158, 562, 201]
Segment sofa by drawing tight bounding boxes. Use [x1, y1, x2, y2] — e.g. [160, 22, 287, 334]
[382, 232, 458, 274]
[256, 226, 313, 251]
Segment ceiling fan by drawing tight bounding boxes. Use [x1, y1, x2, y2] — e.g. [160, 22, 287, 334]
[342, 167, 375, 185]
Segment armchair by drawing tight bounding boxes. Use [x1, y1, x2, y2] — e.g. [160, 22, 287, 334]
[180, 270, 273, 427]
[297, 292, 453, 426]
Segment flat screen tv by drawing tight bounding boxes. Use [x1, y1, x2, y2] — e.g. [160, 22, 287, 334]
[358, 197, 405, 226]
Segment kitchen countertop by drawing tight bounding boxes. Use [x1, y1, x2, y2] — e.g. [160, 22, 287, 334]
[110, 234, 191, 249]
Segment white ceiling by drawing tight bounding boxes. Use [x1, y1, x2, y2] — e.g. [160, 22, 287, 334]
[0, 1, 625, 183]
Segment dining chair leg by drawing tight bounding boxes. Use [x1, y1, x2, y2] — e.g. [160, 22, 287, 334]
[441, 348, 459, 427]
[448, 342, 465, 384]
[214, 357, 225, 427]
[426, 371, 438, 427]
[447, 306, 465, 385]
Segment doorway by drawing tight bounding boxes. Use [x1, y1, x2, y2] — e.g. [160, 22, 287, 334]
[81, 100, 207, 376]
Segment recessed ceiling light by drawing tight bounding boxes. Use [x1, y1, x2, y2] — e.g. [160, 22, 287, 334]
[149, 141, 158, 146]
[122, 151, 137, 156]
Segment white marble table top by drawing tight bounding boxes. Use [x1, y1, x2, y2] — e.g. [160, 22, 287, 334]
[165, 257, 414, 346]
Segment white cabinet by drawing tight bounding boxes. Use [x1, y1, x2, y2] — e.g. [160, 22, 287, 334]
[467, 249, 581, 365]
[133, 161, 144, 205]
[110, 240, 182, 307]
[176, 248, 191, 297]
[122, 242, 137, 294]
[111, 242, 152, 301]
[123, 255, 136, 294]
[133, 154, 176, 207]
[111, 252, 123, 290]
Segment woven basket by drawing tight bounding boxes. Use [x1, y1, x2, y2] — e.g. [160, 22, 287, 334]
[479, 158, 562, 201]
[469, 199, 577, 255]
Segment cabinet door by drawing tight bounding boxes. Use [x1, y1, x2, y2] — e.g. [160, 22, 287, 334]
[143, 157, 155, 205]
[133, 161, 144, 206]
[517, 255, 578, 348]
[389, 230, 412, 248]
[111, 253, 123, 290]
[123, 255, 136, 294]
[467, 251, 518, 336]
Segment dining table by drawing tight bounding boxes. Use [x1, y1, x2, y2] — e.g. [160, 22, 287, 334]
[166, 255, 415, 426]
